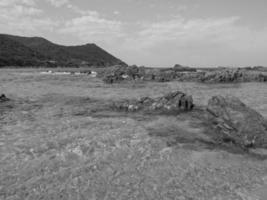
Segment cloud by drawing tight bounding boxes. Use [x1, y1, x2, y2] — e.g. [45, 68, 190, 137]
[59, 11, 124, 44]
[0, 0, 58, 35]
[113, 11, 120, 15]
[66, 4, 99, 16]
[45, 0, 69, 7]
[0, 0, 35, 6]
[132, 16, 241, 49]
[10, 5, 43, 16]
[58, 12, 267, 66]
[113, 16, 267, 66]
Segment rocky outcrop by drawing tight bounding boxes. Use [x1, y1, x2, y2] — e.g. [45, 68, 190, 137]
[0, 94, 9, 102]
[173, 64, 197, 72]
[206, 95, 267, 148]
[113, 91, 194, 113]
[102, 66, 267, 84]
[102, 65, 144, 83]
[102, 65, 126, 83]
[200, 69, 267, 83]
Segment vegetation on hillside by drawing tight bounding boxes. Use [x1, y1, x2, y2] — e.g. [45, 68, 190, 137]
[0, 34, 125, 67]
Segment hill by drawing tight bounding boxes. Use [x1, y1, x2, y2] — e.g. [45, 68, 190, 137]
[0, 35, 46, 66]
[0, 34, 125, 67]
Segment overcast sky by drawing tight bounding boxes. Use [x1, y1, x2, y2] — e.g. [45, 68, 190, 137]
[1, 0, 267, 67]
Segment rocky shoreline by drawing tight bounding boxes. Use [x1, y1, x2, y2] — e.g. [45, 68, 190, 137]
[99, 65, 267, 84]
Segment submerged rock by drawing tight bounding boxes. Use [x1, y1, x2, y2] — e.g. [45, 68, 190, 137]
[113, 91, 194, 114]
[0, 94, 10, 102]
[206, 95, 267, 148]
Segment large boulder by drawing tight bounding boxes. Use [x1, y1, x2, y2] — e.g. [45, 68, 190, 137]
[126, 65, 140, 79]
[102, 65, 126, 83]
[258, 73, 267, 82]
[0, 94, 9, 102]
[113, 91, 194, 113]
[206, 95, 267, 148]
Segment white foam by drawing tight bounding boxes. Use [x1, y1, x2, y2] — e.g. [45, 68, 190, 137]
[90, 71, 97, 77]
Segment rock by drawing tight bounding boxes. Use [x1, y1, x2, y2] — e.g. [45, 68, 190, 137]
[103, 74, 124, 84]
[173, 64, 197, 72]
[126, 65, 140, 79]
[176, 71, 205, 82]
[102, 65, 144, 83]
[201, 69, 240, 83]
[258, 73, 267, 82]
[200, 68, 267, 83]
[113, 91, 194, 114]
[206, 95, 267, 148]
[155, 71, 176, 82]
[0, 94, 9, 102]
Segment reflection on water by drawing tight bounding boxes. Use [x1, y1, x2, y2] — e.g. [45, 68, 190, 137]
[168, 82, 267, 118]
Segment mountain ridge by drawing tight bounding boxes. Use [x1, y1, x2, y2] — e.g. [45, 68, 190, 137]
[0, 34, 125, 67]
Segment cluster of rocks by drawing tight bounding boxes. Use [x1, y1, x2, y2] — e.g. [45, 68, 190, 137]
[244, 66, 267, 72]
[112, 90, 267, 149]
[112, 91, 194, 113]
[206, 95, 267, 148]
[101, 64, 267, 84]
[102, 64, 202, 83]
[102, 65, 144, 84]
[200, 68, 267, 83]
[0, 94, 9, 102]
[141, 65, 200, 82]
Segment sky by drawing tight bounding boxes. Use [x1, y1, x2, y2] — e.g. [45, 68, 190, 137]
[0, 0, 267, 67]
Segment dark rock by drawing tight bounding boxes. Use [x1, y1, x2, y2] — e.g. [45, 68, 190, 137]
[0, 94, 9, 102]
[259, 73, 267, 82]
[113, 91, 194, 114]
[173, 64, 197, 72]
[206, 95, 267, 148]
[126, 65, 140, 79]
